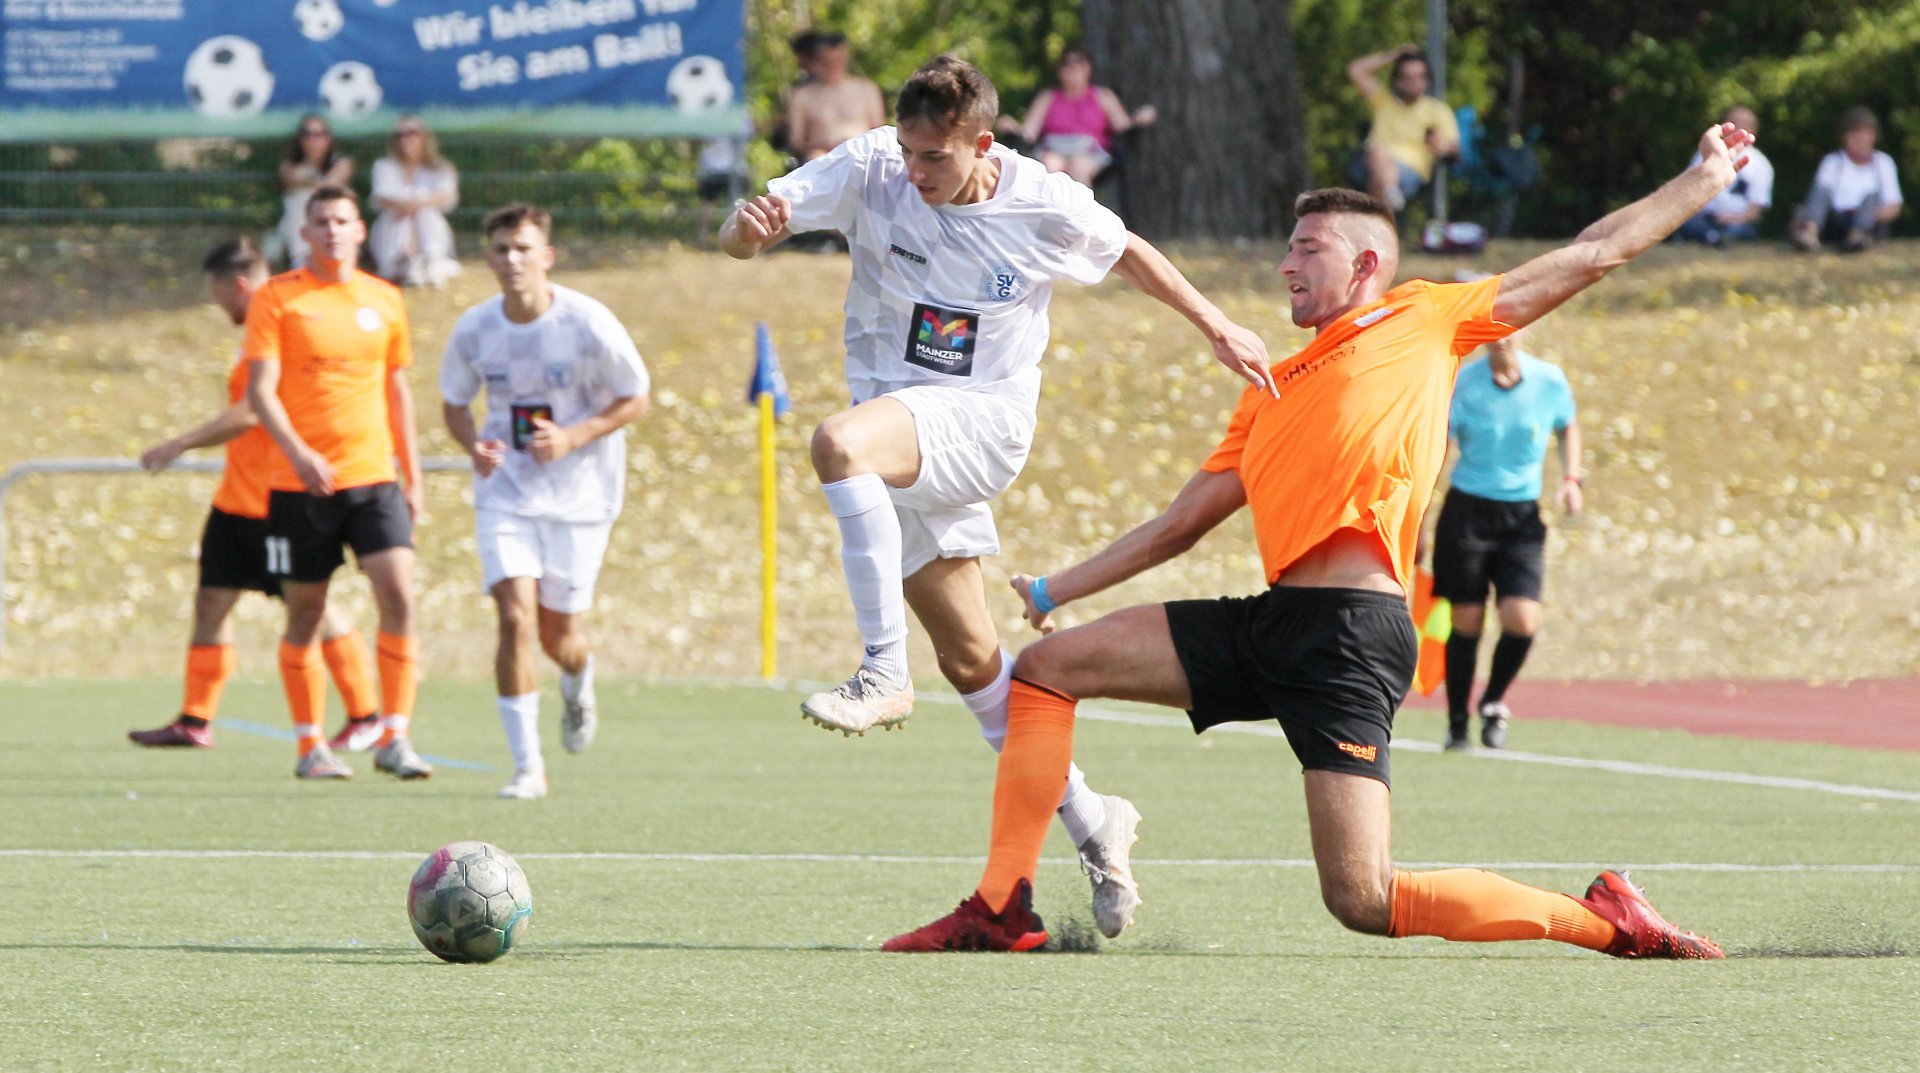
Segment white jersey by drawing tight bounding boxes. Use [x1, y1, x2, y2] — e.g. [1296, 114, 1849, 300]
[440, 284, 650, 524]
[767, 126, 1130, 410]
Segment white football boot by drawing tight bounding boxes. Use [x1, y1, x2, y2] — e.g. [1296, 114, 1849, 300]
[561, 680, 598, 755]
[800, 667, 914, 735]
[294, 744, 352, 780]
[496, 769, 549, 800]
[1077, 794, 1143, 938]
[374, 738, 434, 780]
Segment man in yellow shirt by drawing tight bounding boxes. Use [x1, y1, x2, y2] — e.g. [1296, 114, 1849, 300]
[1347, 44, 1459, 213]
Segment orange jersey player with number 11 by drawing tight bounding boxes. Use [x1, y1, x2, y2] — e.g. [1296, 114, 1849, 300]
[245, 184, 430, 782]
[885, 122, 1756, 957]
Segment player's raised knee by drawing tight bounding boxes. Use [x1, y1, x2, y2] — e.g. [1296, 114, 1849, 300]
[809, 412, 870, 480]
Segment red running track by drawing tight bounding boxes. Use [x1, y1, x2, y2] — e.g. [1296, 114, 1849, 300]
[1402, 678, 1920, 752]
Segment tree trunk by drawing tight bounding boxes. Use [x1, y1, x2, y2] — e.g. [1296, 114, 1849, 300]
[1083, 0, 1311, 240]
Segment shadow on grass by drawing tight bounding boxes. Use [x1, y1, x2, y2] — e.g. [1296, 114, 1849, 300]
[1731, 944, 1912, 959]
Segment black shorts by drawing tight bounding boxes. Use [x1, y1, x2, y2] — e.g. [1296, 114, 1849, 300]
[1431, 489, 1547, 605]
[197, 507, 280, 596]
[265, 482, 413, 583]
[1166, 587, 1416, 786]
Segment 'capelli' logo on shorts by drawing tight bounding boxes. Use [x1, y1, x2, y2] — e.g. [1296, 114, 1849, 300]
[1336, 742, 1378, 763]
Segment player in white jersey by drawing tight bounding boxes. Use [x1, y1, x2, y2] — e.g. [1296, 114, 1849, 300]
[720, 56, 1276, 937]
[441, 203, 651, 799]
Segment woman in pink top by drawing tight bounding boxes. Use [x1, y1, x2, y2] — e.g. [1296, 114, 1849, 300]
[1005, 49, 1156, 187]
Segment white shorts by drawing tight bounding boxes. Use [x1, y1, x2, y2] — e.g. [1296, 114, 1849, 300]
[476, 510, 614, 614]
[884, 385, 1034, 577]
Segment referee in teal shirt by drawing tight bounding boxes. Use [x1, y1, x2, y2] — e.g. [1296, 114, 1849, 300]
[1431, 331, 1582, 750]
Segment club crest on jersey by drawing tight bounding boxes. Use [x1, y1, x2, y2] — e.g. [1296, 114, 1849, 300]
[981, 263, 1026, 303]
[905, 301, 979, 376]
[544, 364, 574, 389]
[355, 307, 383, 332]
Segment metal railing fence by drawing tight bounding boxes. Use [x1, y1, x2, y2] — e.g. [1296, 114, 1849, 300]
[0, 457, 470, 650]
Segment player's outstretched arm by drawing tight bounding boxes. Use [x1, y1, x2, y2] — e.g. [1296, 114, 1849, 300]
[246, 359, 334, 496]
[139, 399, 257, 471]
[1111, 232, 1278, 397]
[1493, 123, 1754, 329]
[719, 194, 793, 259]
[1011, 467, 1246, 632]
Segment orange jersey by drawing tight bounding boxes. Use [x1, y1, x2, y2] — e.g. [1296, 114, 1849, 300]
[210, 359, 277, 519]
[1203, 275, 1515, 593]
[242, 268, 412, 492]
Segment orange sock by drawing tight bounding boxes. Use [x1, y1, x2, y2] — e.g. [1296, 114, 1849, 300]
[181, 643, 237, 721]
[375, 631, 419, 746]
[320, 631, 378, 721]
[1389, 869, 1617, 950]
[278, 641, 326, 756]
[977, 678, 1078, 914]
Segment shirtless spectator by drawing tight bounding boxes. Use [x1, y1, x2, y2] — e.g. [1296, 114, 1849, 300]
[786, 31, 886, 162]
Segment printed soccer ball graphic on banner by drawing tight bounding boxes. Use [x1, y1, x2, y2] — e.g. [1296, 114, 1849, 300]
[293, 0, 345, 43]
[407, 841, 533, 964]
[667, 55, 734, 112]
[183, 36, 274, 118]
[319, 62, 383, 120]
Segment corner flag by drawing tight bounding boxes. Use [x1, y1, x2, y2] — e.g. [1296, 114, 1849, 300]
[748, 322, 792, 417]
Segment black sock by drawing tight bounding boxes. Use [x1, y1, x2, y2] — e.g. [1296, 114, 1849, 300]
[179, 715, 209, 729]
[1481, 634, 1535, 706]
[1444, 632, 1481, 722]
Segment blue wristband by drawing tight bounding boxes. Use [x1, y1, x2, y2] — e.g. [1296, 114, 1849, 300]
[1030, 575, 1057, 615]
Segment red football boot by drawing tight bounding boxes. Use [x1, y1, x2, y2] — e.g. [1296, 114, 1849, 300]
[128, 719, 214, 748]
[882, 878, 1049, 953]
[1580, 870, 1724, 960]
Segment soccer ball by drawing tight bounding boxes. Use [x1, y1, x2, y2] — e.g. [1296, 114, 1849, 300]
[319, 62, 383, 120]
[666, 55, 733, 112]
[407, 841, 533, 963]
[183, 36, 274, 118]
[293, 0, 344, 43]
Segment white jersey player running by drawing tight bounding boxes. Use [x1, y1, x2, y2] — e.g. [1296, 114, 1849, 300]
[721, 56, 1276, 937]
[442, 203, 651, 800]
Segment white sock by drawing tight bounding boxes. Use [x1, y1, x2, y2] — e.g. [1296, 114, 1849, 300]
[560, 652, 595, 704]
[380, 713, 410, 740]
[962, 650, 1104, 844]
[821, 474, 908, 686]
[497, 692, 543, 775]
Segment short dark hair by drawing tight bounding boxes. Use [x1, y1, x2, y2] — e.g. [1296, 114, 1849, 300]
[895, 54, 999, 134]
[788, 29, 820, 58]
[306, 183, 359, 221]
[1294, 187, 1396, 227]
[1391, 52, 1428, 83]
[201, 235, 265, 278]
[1841, 106, 1879, 135]
[483, 202, 552, 240]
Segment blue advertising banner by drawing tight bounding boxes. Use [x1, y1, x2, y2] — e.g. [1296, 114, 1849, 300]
[0, 0, 746, 140]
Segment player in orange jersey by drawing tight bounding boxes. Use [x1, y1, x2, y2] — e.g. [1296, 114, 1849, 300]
[245, 186, 429, 781]
[885, 123, 1755, 959]
[130, 237, 380, 750]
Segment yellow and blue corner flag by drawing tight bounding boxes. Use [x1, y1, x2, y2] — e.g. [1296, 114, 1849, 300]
[748, 322, 792, 418]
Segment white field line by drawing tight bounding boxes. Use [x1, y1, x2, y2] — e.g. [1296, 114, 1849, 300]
[1, 848, 1915, 874]
[724, 676, 1920, 804]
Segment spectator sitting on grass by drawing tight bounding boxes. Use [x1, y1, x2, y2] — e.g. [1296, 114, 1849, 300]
[370, 115, 461, 287]
[1345, 43, 1458, 214]
[1675, 106, 1772, 247]
[1001, 48, 1156, 188]
[273, 114, 353, 269]
[785, 31, 886, 164]
[1791, 107, 1903, 253]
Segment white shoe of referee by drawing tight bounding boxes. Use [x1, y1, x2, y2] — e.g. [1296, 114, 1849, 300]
[801, 667, 914, 736]
[1077, 794, 1144, 938]
[497, 769, 548, 800]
